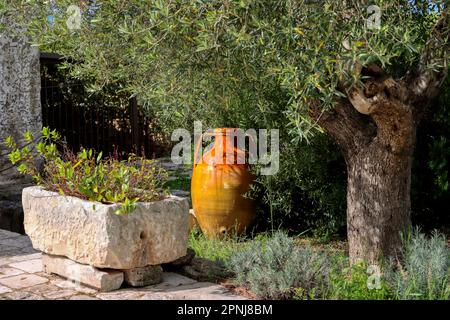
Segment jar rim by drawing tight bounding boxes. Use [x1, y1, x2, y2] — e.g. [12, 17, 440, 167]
[203, 128, 240, 136]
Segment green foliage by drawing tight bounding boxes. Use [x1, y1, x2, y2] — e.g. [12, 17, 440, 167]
[188, 227, 250, 263]
[3, 0, 448, 236]
[412, 76, 450, 231]
[225, 230, 449, 300]
[389, 229, 450, 300]
[251, 136, 346, 237]
[164, 170, 191, 192]
[328, 259, 392, 300]
[4, 127, 168, 214]
[3, 0, 447, 141]
[227, 232, 330, 299]
[428, 136, 450, 193]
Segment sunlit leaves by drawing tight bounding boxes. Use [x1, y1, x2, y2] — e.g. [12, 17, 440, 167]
[3, 0, 447, 142]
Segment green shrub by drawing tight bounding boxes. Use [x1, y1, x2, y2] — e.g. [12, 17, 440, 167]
[251, 137, 346, 238]
[389, 230, 450, 300]
[227, 231, 330, 299]
[328, 258, 393, 300]
[202, 230, 449, 300]
[4, 127, 168, 214]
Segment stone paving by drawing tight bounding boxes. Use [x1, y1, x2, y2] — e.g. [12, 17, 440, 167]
[0, 229, 245, 300]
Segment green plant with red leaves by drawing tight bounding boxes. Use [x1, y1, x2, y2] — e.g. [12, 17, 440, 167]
[4, 127, 168, 214]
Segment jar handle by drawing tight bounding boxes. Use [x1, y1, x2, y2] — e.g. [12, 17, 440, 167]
[193, 133, 203, 168]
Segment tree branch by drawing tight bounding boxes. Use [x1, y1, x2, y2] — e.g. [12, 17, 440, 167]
[310, 99, 376, 159]
[408, 10, 450, 100]
[346, 75, 409, 114]
[346, 85, 377, 115]
[343, 74, 415, 154]
[340, 60, 405, 116]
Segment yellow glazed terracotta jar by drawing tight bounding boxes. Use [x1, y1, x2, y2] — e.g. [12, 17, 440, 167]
[191, 128, 255, 237]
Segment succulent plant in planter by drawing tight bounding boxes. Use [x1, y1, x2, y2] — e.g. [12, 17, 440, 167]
[4, 127, 190, 290]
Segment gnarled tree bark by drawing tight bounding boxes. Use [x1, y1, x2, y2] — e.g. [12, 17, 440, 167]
[311, 11, 449, 263]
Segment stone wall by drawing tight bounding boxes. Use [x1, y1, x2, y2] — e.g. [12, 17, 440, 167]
[0, 33, 42, 182]
[0, 183, 25, 233]
[0, 30, 42, 233]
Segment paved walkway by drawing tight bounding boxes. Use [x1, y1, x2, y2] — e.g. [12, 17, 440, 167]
[0, 229, 245, 300]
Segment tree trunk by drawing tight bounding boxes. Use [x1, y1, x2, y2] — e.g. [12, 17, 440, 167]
[346, 139, 413, 263]
[313, 91, 417, 263]
[314, 11, 449, 263]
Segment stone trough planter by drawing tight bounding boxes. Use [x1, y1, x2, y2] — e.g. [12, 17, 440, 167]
[22, 186, 190, 291]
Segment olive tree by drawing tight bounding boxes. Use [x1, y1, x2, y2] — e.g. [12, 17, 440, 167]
[3, 0, 449, 262]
